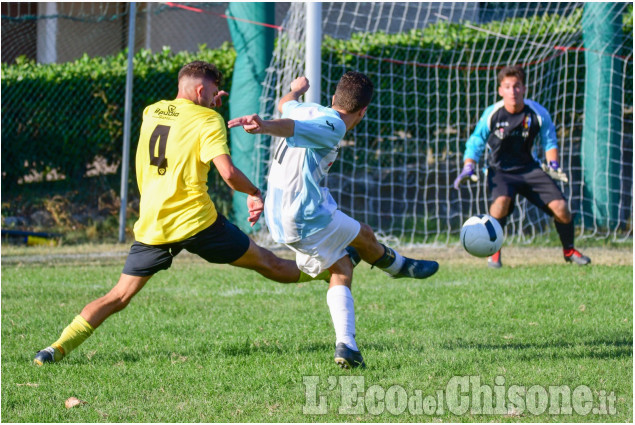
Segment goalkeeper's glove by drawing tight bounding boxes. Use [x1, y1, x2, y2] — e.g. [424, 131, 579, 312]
[541, 160, 569, 183]
[453, 163, 478, 189]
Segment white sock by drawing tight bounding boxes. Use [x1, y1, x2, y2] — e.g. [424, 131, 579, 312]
[326, 285, 358, 352]
[383, 248, 405, 276]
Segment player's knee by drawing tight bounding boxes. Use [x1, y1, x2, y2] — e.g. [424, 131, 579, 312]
[255, 247, 286, 272]
[491, 197, 511, 218]
[352, 223, 376, 246]
[328, 257, 354, 283]
[550, 200, 571, 223]
[107, 289, 134, 312]
[270, 254, 291, 272]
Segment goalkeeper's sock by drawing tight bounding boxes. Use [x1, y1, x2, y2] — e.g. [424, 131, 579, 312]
[555, 220, 574, 250]
[51, 315, 95, 360]
[297, 270, 331, 283]
[371, 244, 405, 276]
[495, 215, 509, 228]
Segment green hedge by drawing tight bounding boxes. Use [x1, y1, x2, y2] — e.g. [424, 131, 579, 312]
[1, 44, 236, 193]
[318, 8, 631, 170]
[2, 7, 632, 188]
[318, 10, 589, 169]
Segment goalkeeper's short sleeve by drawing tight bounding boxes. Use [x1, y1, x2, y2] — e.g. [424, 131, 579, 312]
[525, 99, 558, 153]
[465, 103, 497, 162]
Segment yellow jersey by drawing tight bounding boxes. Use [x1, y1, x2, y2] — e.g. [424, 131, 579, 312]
[132, 98, 230, 244]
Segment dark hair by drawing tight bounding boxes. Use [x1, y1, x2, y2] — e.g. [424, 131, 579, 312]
[178, 61, 223, 86]
[332, 71, 374, 113]
[497, 65, 525, 86]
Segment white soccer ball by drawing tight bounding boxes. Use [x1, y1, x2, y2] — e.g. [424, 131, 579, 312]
[460, 214, 504, 257]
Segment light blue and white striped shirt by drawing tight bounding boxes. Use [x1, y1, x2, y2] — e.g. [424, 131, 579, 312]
[264, 101, 347, 243]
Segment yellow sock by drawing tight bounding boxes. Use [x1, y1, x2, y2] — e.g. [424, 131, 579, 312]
[52, 315, 94, 360]
[297, 270, 331, 283]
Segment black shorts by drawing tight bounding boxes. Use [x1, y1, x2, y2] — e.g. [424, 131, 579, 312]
[122, 215, 251, 277]
[488, 166, 565, 214]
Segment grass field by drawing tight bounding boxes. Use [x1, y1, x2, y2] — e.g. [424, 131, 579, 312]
[1, 244, 632, 422]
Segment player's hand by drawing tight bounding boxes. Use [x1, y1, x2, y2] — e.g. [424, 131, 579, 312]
[290, 77, 310, 95]
[212, 90, 229, 108]
[228, 114, 265, 134]
[453, 163, 478, 189]
[247, 189, 264, 226]
[542, 160, 569, 183]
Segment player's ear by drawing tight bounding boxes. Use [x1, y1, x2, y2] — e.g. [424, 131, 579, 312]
[498, 85, 504, 97]
[195, 83, 204, 97]
[332, 95, 336, 106]
[359, 106, 368, 118]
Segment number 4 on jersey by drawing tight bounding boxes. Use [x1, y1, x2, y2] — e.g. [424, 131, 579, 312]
[149, 124, 170, 175]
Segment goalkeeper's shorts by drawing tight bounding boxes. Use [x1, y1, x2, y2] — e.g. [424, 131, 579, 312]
[488, 166, 565, 215]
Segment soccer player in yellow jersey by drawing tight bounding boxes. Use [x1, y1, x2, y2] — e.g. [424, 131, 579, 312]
[34, 61, 327, 365]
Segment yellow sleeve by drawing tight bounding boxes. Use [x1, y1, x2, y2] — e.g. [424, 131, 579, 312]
[199, 112, 230, 164]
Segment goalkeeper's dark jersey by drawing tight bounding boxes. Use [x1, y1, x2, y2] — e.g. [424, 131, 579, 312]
[464, 99, 558, 173]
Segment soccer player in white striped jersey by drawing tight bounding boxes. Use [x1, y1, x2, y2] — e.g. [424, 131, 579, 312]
[228, 72, 439, 369]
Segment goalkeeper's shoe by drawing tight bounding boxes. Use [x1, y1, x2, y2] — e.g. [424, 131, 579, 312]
[488, 250, 502, 268]
[334, 343, 366, 369]
[34, 346, 62, 365]
[564, 248, 591, 265]
[392, 257, 439, 279]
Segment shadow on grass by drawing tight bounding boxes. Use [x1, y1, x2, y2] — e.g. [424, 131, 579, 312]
[438, 336, 633, 360]
[51, 335, 631, 366]
[219, 340, 335, 357]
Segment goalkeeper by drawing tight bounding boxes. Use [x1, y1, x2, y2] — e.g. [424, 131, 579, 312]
[453, 65, 590, 268]
[229, 72, 438, 369]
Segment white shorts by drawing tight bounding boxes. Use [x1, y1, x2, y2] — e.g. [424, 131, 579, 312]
[286, 210, 361, 277]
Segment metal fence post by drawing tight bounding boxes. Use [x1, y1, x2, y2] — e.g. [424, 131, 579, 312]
[119, 2, 136, 243]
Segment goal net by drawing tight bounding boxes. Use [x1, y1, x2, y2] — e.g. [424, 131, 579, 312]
[258, 2, 633, 246]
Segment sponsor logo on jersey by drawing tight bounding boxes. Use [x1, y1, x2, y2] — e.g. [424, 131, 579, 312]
[494, 127, 505, 139]
[155, 104, 180, 117]
[522, 115, 531, 138]
[523, 115, 531, 129]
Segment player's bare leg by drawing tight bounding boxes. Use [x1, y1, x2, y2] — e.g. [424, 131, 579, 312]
[327, 255, 365, 368]
[489, 196, 512, 222]
[230, 239, 329, 283]
[81, 274, 152, 328]
[348, 223, 384, 263]
[34, 274, 152, 365]
[349, 223, 438, 279]
[547, 199, 590, 265]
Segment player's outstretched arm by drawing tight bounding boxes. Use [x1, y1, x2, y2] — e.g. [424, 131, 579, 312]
[277, 76, 310, 113]
[212, 154, 263, 226]
[228, 114, 295, 138]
